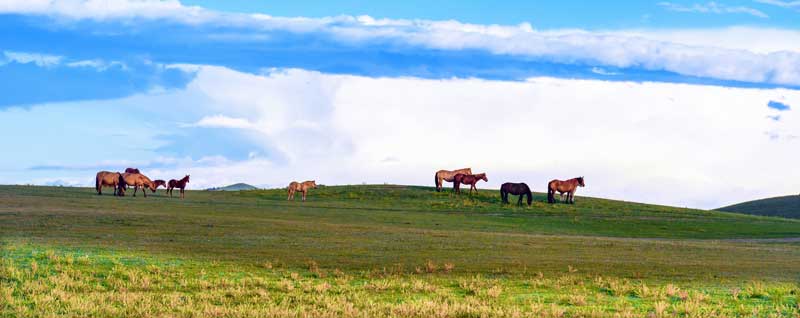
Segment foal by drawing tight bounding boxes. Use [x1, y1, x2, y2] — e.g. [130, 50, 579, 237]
[167, 175, 190, 199]
[453, 173, 488, 194]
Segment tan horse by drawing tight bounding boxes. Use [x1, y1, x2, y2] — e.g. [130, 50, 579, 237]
[434, 168, 472, 192]
[95, 171, 123, 196]
[118, 173, 157, 197]
[287, 180, 317, 201]
[547, 177, 585, 204]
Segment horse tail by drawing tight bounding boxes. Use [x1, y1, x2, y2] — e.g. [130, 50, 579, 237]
[95, 175, 100, 193]
[547, 181, 555, 203]
[434, 172, 440, 192]
[526, 188, 533, 206]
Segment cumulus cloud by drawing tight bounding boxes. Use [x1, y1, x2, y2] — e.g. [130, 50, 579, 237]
[4, 65, 798, 208]
[658, 1, 769, 18]
[184, 115, 259, 130]
[2, 1, 800, 86]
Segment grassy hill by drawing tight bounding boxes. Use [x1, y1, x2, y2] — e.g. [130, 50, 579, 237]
[206, 183, 259, 191]
[2, 184, 800, 317]
[718, 194, 800, 219]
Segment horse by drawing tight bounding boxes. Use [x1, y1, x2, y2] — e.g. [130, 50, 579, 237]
[95, 171, 123, 196]
[453, 173, 487, 194]
[167, 175, 190, 199]
[287, 180, 317, 201]
[434, 168, 472, 192]
[547, 177, 585, 204]
[153, 180, 167, 191]
[500, 182, 532, 206]
[118, 173, 157, 197]
[125, 168, 140, 174]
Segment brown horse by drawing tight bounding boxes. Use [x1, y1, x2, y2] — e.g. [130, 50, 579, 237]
[167, 175, 190, 198]
[95, 171, 123, 196]
[118, 173, 157, 197]
[125, 168, 140, 174]
[500, 182, 532, 206]
[547, 177, 585, 204]
[453, 173, 487, 194]
[434, 168, 472, 192]
[287, 180, 317, 201]
[153, 180, 167, 191]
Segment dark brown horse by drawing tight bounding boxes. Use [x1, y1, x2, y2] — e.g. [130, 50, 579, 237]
[118, 173, 157, 197]
[125, 168, 140, 174]
[153, 180, 167, 191]
[168, 175, 190, 198]
[453, 173, 487, 194]
[95, 171, 123, 196]
[547, 177, 585, 204]
[500, 182, 532, 206]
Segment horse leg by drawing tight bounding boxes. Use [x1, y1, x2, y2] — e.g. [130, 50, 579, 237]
[302, 190, 306, 202]
[517, 195, 523, 206]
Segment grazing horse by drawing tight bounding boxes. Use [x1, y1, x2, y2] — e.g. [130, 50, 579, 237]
[500, 182, 532, 206]
[287, 180, 317, 201]
[118, 173, 157, 197]
[453, 173, 487, 194]
[125, 168, 140, 174]
[95, 171, 123, 196]
[434, 168, 472, 192]
[153, 180, 167, 191]
[547, 177, 585, 204]
[167, 175, 190, 199]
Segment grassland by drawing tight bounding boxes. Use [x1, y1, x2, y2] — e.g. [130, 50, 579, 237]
[719, 195, 800, 219]
[2, 184, 800, 317]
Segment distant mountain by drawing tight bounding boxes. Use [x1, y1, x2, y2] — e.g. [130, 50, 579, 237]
[206, 183, 259, 191]
[717, 195, 800, 219]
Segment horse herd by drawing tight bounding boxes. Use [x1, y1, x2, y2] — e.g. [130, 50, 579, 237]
[95, 168, 190, 198]
[435, 168, 585, 206]
[93, 167, 584, 206]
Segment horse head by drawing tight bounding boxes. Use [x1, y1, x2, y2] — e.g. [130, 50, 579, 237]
[310, 180, 318, 188]
[578, 176, 585, 187]
[479, 173, 488, 182]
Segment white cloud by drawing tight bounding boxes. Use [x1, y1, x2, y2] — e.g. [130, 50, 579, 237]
[3, 50, 63, 67]
[2, 1, 800, 86]
[185, 115, 258, 130]
[7, 65, 798, 208]
[66, 59, 127, 71]
[755, 0, 800, 9]
[658, 1, 769, 18]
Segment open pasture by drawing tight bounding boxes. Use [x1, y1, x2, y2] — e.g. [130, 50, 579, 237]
[2, 185, 800, 317]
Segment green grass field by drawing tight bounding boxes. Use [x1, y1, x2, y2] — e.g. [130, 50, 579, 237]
[719, 195, 800, 219]
[2, 185, 800, 317]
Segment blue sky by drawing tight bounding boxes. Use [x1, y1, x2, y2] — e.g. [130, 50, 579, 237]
[184, 0, 799, 29]
[0, 0, 799, 208]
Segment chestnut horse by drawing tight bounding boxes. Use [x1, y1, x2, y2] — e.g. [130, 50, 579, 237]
[547, 177, 585, 204]
[453, 173, 487, 194]
[434, 168, 472, 192]
[500, 182, 532, 206]
[167, 175, 190, 199]
[125, 168, 140, 174]
[118, 173, 157, 197]
[287, 180, 317, 201]
[95, 171, 123, 196]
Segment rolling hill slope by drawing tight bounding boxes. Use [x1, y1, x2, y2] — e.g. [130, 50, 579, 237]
[3, 184, 800, 317]
[718, 194, 800, 219]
